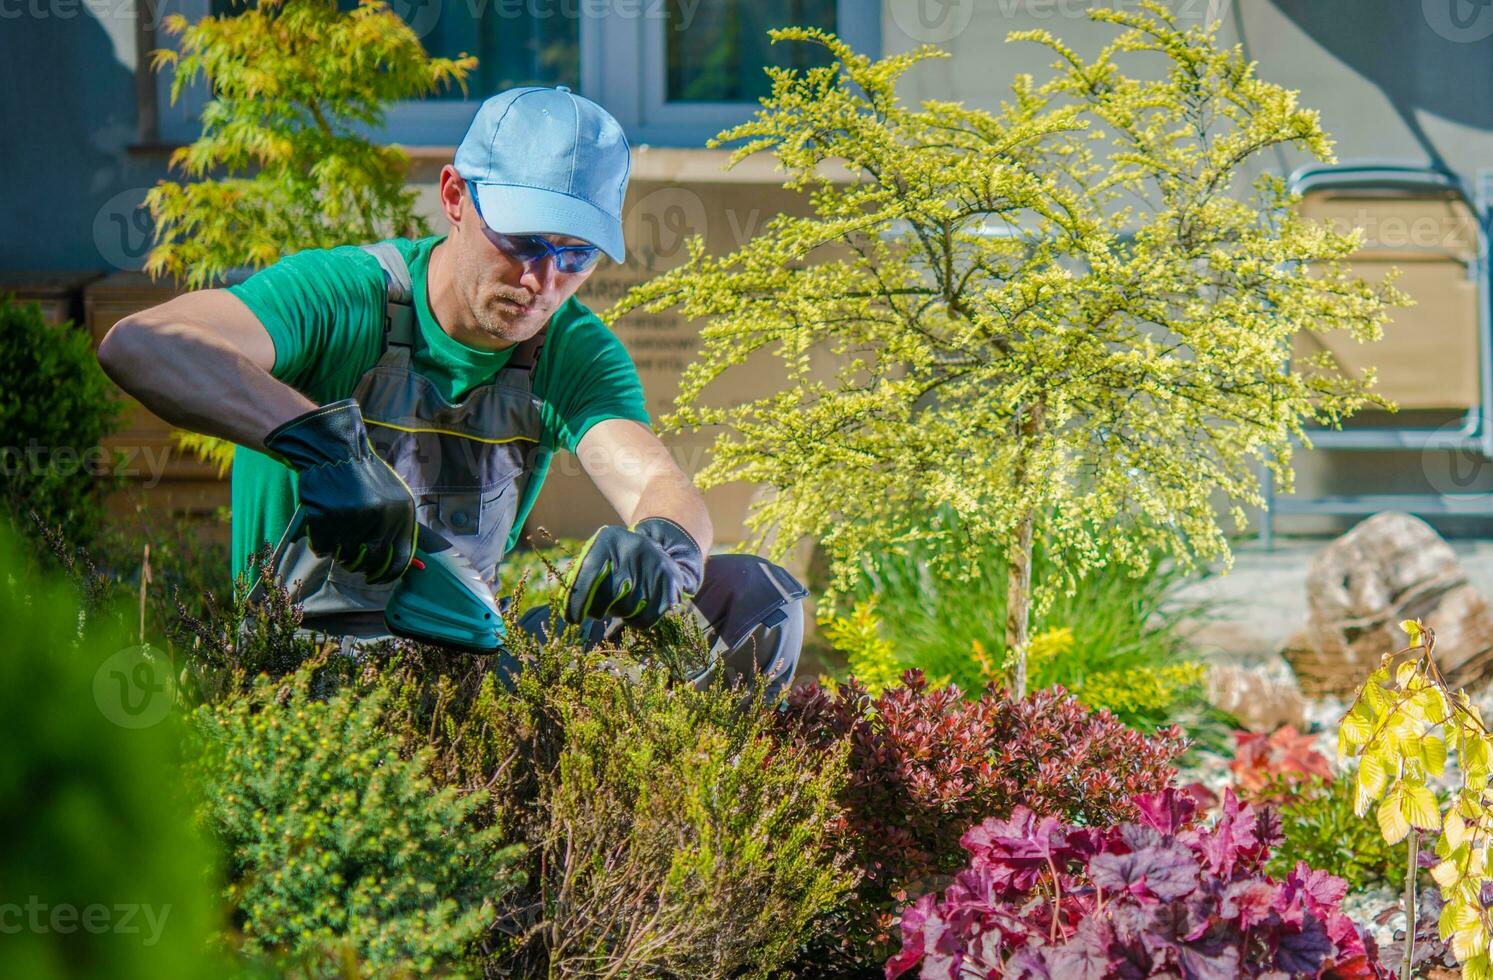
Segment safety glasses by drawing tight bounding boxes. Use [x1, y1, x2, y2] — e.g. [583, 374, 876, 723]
[467, 181, 604, 274]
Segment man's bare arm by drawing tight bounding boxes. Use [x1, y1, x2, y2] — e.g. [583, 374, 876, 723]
[576, 418, 714, 556]
[96, 289, 316, 453]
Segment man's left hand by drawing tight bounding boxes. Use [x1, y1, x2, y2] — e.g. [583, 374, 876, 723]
[562, 517, 705, 628]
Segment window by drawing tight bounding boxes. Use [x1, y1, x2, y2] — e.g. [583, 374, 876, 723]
[665, 0, 837, 103]
[159, 0, 879, 147]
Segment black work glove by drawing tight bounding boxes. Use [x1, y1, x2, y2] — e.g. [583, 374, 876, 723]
[562, 517, 705, 628]
[264, 398, 417, 585]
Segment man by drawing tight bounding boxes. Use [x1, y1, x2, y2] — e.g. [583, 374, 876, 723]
[98, 86, 805, 698]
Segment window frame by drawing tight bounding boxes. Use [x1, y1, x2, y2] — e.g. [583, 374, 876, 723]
[153, 0, 881, 148]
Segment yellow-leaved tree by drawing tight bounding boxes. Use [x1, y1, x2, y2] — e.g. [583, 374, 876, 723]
[143, 0, 476, 473]
[611, 3, 1403, 693]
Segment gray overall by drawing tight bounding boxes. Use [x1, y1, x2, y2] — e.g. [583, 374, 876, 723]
[265, 241, 808, 699]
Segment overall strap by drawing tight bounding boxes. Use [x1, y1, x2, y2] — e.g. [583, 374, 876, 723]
[359, 242, 416, 349]
[506, 326, 549, 378]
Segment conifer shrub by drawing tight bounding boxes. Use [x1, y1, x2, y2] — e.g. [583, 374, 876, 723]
[777, 671, 1186, 976]
[189, 651, 524, 976]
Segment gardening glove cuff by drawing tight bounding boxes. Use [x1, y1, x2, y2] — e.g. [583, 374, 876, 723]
[562, 517, 704, 628]
[633, 517, 704, 597]
[264, 398, 417, 585]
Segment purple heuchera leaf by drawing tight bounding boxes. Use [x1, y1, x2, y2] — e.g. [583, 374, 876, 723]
[884, 790, 1390, 980]
[1089, 844, 1200, 902]
[1275, 913, 1334, 975]
[1131, 788, 1198, 837]
[1199, 789, 1263, 877]
[1178, 942, 1241, 980]
[1220, 879, 1278, 930]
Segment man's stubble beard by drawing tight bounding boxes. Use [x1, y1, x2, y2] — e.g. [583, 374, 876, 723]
[461, 258, 545, 346]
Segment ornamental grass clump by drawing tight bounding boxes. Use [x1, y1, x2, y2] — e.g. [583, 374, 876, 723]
[613, 3, 1404, 695]
[888, 789, 1387, 979]
[777, 672, 1185, 976]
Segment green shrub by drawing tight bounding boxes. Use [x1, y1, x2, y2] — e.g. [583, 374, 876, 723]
[1267, 772, 1403, 894]
[189, 651, 525, 976]
[830, 524, 1217, 730]
[0, 296, 122, 549]
[0, 519, 222, 979]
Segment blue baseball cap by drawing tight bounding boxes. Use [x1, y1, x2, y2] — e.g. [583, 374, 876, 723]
[455, 86, 631, 263]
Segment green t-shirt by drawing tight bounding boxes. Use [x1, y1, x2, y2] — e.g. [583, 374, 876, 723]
[226, 234, 650, 580]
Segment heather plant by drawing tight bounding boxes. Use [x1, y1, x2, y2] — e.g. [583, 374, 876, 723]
[777, 672, 1185, 976]
[612, 4, 1403, 693]
[887, 789, 1387, 979]
[379, 602, 856, 978]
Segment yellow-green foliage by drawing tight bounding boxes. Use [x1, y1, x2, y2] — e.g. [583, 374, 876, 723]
[819, 598, 905, 695]
[145, 0, 478, 470]
[612, 4, 1403, 621]
[1339, 619, 1493, 977]
[821, 600, 1203, 722]
[146, 0, 475, 288]
[1079, 661, 1208, 718]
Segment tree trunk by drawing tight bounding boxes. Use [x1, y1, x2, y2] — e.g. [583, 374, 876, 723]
[1007, 508, 1036, 699]
[1005, 398, 1045, 699]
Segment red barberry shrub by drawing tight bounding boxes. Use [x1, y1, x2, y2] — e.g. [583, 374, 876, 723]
[887, 789, 1387, 979]
[1229, 725, 1334, 803]
[777, 670, 1185, 977]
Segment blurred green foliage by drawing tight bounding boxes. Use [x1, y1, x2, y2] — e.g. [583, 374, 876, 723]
[0, 519, 221, 978]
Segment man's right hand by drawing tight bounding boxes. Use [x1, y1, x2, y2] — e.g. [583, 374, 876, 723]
[263, 398, 417, 584]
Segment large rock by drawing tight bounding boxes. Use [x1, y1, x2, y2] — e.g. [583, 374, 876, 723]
[1280, 512, 1493, 697]
[1206, 653, 1308, 732]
